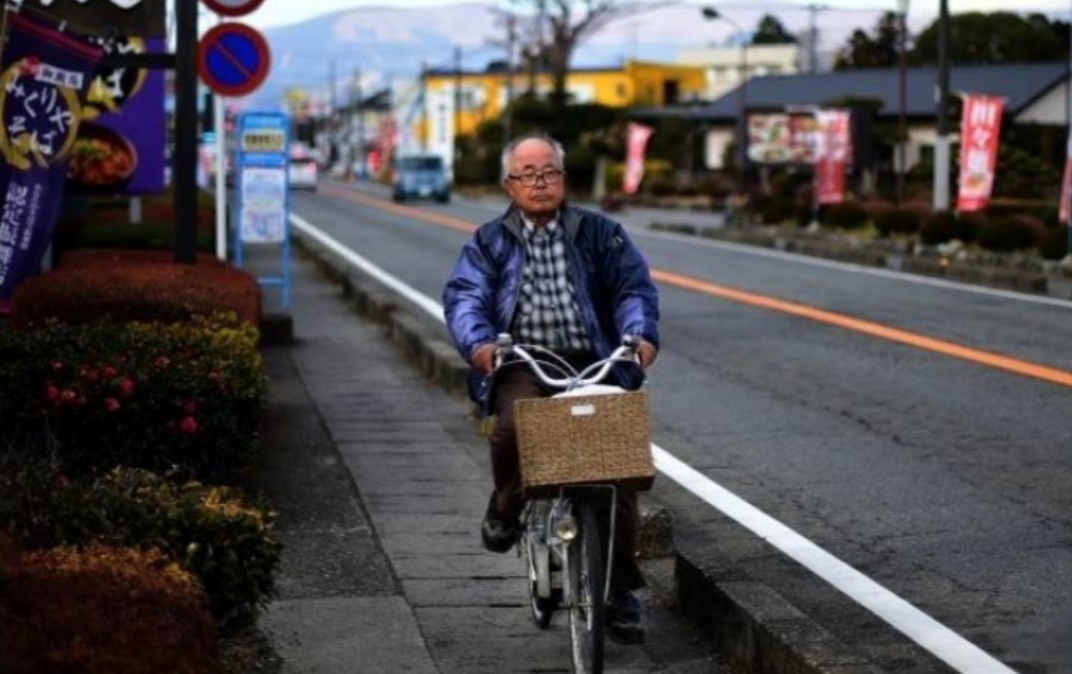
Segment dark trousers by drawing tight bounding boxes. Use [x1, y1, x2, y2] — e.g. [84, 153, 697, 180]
[489, 365, 645, 592]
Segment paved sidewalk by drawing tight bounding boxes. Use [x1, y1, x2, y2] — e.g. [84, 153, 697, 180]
[251, 252, 724, 673]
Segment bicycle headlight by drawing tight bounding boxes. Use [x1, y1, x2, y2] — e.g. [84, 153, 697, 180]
[554, 514, 578, 541]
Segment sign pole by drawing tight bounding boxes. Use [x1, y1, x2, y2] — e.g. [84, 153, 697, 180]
[215, 93, 227, 260]
[176, 0, 199, 264]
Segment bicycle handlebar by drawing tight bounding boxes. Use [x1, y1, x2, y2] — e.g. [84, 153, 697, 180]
[491, 333, 642, 391]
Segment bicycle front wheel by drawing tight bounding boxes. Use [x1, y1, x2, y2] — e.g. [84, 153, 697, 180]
[567, 501, 604, 674]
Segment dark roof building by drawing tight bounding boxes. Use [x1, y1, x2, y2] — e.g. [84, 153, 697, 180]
[636, 62, 1070, 123]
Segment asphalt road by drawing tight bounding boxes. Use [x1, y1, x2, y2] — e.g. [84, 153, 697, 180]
[290, 179, 1072, 674]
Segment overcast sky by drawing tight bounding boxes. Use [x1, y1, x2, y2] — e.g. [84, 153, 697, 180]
[239, 0, 1072, 30]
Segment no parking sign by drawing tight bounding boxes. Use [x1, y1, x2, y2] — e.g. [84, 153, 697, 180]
[197, 22, 270, 97]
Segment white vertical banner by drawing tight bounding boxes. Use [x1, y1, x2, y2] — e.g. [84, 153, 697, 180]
[426, 87, 454, 178]
[623, 122, 654, 194]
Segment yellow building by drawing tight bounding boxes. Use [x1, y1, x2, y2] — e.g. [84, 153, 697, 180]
[417, 60, 706, 163]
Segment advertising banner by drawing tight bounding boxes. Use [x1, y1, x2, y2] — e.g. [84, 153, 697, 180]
[956, 94, 1004, 213]
[622, 122, 653, 194]
[26, 0, 166, 37]
[1059, 134, 1072, 224]
[0, 13, 101, 314]
[69, 35, 166, 195]
[814, 109, 852, 204]
[746, 112, 818, 165]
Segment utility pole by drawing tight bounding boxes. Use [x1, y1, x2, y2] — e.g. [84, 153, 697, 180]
[419, 61, 428, 152]
[355, 67, 365, 179]
[934, 0, 951, 211]
[504, 10, 516, 146]
[808, 3, 818, 73]
[454, 46, 463, 161]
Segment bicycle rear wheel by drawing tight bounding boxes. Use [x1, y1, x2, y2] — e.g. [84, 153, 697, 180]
[567, 501, 604, 674]
[524, 532, 555, 628]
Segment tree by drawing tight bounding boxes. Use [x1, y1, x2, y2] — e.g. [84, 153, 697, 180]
[512, 0, 668, 109]
[911, 12, 1067, 65]
[752, 14, 797, 45]
[834, 12, 901, 70]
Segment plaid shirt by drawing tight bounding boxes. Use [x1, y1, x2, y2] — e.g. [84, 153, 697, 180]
[513, 216, 592, 352]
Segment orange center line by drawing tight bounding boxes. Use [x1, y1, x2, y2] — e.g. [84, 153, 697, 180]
[318, 182, 1072, 389]
[654, 269, 1072, 389]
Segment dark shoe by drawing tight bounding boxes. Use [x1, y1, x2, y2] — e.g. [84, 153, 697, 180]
[481, 493, 518, 553]
[606, 590, 645, 645]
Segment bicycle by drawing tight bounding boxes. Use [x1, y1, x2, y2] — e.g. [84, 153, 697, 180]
[491, 334, 654, 674]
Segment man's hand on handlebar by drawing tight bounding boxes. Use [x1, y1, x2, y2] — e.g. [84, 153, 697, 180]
[636, 340, 657, 370]
[471, 343, 497, 374]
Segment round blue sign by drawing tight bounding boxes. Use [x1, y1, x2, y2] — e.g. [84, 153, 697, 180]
[197, 22, 270, 97]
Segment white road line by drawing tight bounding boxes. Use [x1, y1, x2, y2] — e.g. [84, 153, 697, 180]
[289, 212, 1020, 674]
[638, 228, 1072, 310]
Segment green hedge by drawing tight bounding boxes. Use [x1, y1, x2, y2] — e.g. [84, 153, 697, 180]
[2, 466, 282, 623]
[0, 314, 267, 478]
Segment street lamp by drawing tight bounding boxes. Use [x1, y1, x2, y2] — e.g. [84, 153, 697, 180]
[701, 7, 749, 197]
[896, 0, 910, 205]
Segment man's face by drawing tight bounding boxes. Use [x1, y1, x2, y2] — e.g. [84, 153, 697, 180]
[503, 139, 566, 218]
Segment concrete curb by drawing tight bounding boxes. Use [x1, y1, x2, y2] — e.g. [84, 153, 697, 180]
[652, 223, 1065, 299]
[290, 228, 887, 674]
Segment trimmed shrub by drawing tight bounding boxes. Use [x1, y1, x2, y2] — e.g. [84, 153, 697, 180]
[977, 216, 1042, 253]
[1038, 225, 1070, 260]
[10, 260, 261, 329]
[1, 466, 282, 623]
[920, 211, 981, 246]
[874, 208, 923, 238]
[821, 201, 869, 230]
[0, 544, 218, 674]
[0, 314, 267, 477]
[760, 197, 797, 225]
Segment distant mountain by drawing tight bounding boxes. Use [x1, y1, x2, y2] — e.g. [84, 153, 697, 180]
[243, 2, 928, 112]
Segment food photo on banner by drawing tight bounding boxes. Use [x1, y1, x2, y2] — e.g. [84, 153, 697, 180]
[0, 10, 101, 314]
[67, 34, 166, 195]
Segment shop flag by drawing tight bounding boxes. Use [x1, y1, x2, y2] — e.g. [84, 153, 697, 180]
[0, 13, 102, 314]
[622, 122, 653, 195]
[956, 94, 1004, 213]
[814, 109, 851, 205]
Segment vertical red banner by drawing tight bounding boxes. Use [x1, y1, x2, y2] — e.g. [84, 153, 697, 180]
[814, 109, 851, 205]
[956, 94, 1004, 213]
[622, 122, 653, 195]
[1059, 134, 1072, 224]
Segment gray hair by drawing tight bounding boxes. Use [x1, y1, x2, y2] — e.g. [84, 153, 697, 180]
[500, 133, 566, 183]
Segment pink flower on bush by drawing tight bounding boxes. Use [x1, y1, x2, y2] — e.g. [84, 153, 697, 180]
[60, 389, 76, 403]
[79, 367, 98, 382]
[105, 397, 121, 412]
[180, 416, 199, 434]
[155, 356, 171, 369]
[45, 385, 60, 403]
[50, 361, 64, 371]
[117, 378, 135, 397]
[101, 366, 118, 379]
[208, 371, 222, 383]
[180, 399, 198, 413]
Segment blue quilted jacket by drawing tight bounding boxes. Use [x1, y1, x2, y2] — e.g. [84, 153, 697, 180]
[443, 203, 660, 410]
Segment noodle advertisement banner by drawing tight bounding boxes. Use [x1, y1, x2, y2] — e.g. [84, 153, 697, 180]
[623, 122, 653, 195]
[0, 13, 101, 314]
[956, 94, 1004, 213]
[69, 35, 165, 195]
[814, 109, 852, 205]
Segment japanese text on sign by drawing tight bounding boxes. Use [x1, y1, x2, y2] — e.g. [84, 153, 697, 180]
[241, 129, 285, 153]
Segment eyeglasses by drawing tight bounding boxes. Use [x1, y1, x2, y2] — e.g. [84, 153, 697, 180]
[506, 169, 565, 187]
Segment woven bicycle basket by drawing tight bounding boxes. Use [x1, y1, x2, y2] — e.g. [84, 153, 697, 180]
[514, 391, 655, 499]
